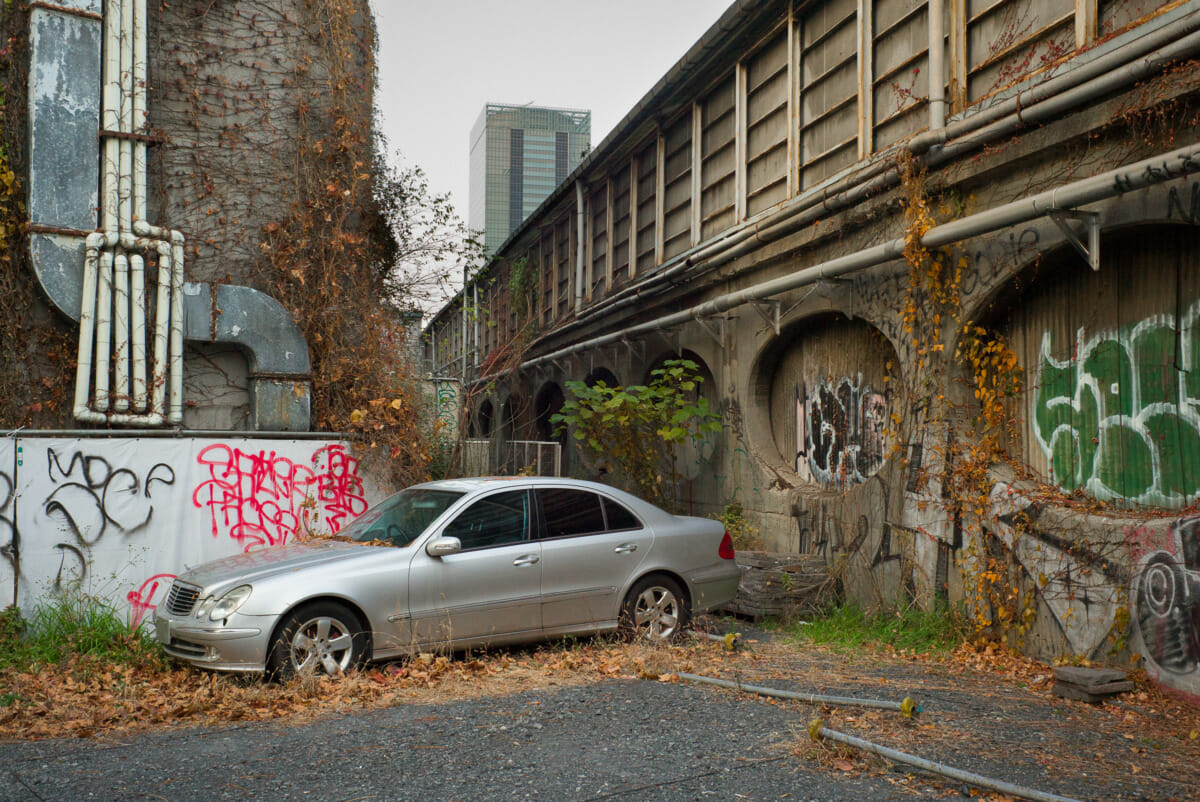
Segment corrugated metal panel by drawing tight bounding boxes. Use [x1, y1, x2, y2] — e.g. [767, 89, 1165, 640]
[1099, 0, 1150, 37]
[589, 183, 608, 298]
[872, 0, 930, 150]
[966, 0, 1074, 102]
[800, 0, 860, 187]
[612, 165, 632, 286]
[700, 75, 738, 240]
[662, 112, 694, 261]
[635, 140, 659, 274]
[555, 215, 572, 320]
[1003, 226, 1200, 509]
[745, 29, 790, 218]
[767, 315, 895, 487]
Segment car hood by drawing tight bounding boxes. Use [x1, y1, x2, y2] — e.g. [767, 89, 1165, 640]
[178, 540, 377, 592]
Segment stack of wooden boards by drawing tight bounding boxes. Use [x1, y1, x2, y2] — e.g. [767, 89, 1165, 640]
[1051, 666, 1134, 703]
[721, 551, 839, 621]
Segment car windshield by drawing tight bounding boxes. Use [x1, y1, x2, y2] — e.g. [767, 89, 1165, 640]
[337, 488, 465, 547]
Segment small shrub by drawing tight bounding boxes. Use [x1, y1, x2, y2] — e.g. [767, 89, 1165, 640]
[713, 501, 762, 551]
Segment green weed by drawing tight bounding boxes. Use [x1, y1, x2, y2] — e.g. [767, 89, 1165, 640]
[0, 598, 165, 673]
[783, 601, 964, 656]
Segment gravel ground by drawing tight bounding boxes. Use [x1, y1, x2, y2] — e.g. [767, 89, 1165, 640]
[2, 621, 1197, 801]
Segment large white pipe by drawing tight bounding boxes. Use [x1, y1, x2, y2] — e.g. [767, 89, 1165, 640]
[169, 234, 185, 424]
[118, 0, 133, 232]
[94, 251, 114, 412]
[112, 251, 130, 411]
[130, 252, 147, 410]
[150, 241, 171, 417]
[132, 0, 147, 223]
[73, 235, 107, 421]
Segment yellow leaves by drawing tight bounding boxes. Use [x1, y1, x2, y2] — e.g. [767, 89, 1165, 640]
[349, 409, 365, 424]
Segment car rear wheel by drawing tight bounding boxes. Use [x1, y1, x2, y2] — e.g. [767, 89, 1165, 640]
[268, 601, 367, 681]
[621, 575, 689, 642]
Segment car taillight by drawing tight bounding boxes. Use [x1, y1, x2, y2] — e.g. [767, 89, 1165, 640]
[718, 530, 735, 560]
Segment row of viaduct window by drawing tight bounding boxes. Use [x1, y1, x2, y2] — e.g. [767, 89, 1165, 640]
[430, 0, 1148, 376]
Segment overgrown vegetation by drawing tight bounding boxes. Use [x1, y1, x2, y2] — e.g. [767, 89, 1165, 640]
[713, 501, 762, 551]
[781, 601, 964, 656]
[0, 601, 163, 675]
[551, 359, 721, 510]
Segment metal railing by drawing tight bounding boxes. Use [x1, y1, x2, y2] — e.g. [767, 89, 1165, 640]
[460, 439, 562, 477]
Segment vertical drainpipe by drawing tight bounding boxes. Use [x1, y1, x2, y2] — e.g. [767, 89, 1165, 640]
[461, 262, 468, 382]
[575, 180, 585, 314]
[929, 0, 946, 133]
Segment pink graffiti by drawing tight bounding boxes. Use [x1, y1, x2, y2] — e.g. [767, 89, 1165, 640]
[127, 572, 176, 627]
[192, 443, 367, 551]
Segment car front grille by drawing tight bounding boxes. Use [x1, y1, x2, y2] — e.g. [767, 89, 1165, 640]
[165, 581, 201, 616]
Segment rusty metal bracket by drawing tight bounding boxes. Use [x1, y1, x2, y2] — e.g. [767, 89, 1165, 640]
[1048, 209, 1100, 271]
[750, 300, 781, 335]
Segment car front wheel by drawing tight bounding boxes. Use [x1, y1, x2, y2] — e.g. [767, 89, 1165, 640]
[268, 601, 367, 681]
[621, 575, 689, 642]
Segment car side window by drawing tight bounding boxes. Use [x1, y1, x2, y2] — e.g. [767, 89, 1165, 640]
[603, 498, 642, 531]
[538, 488, 606, 539]
[443, 490, 530, 551]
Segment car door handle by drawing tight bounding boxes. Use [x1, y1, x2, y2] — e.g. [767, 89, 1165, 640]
[513, 554, 540, 566]
[614, 543, 638, 554]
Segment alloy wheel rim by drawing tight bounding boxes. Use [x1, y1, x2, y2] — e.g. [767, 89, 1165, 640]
[290, 615, 354, 675]
[634, 586, 680, 640]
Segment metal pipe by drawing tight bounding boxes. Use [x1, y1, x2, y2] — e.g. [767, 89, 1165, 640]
[7, 428, 346, 440]
[94, 251, 114, 411]
[132, 0, 147, 223]
[675, 672, 920, 715]
[112, 251, 130, 411]
[575, 180, 586, 314]
[928, 0, 945, 132]
[169, 233, 185, 424]
[150, 240, 171, 417]
[809, 721, 1081, 802]
[520, 141, 1200, 373]
[72, 235, 106, 421]
[130, 252, 147, 410]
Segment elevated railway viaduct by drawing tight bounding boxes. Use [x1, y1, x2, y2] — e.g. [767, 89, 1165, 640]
[425, 0, 1200, 699]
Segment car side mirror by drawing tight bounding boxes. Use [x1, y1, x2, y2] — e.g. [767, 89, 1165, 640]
[425, 536, 462, 558]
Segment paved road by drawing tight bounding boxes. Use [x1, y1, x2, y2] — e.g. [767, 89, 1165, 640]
[0, 679, 911, 801]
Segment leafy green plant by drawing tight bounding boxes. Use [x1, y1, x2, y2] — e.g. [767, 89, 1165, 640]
[551, 359, 721, 509]
[782, 601, 964, 656]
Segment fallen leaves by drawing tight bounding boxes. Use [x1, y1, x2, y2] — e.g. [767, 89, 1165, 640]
[0, 636, 741, 742]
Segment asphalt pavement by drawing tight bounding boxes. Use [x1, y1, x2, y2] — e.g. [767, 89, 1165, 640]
[0, 679, 909, 801]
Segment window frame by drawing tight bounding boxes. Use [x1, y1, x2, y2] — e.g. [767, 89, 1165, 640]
[441, 488, 533, 552]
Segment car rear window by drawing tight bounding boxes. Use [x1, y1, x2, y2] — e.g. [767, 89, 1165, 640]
[603, 498, 642, 531]
[538, 488, 606, 538]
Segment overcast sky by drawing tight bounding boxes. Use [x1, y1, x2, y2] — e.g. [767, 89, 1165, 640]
[369, 1, 733, 219]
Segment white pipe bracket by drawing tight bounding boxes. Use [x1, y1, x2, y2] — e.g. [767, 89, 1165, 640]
[691, 312, 727, 348]
[1047, 209, 1101, 271]
[750, 300, 781, 335]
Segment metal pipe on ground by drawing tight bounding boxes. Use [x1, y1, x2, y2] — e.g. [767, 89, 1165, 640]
[675, 672, 920, 717]
[808, 720, 1082, 802]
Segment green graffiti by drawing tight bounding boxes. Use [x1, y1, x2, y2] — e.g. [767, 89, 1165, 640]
[1032, 302, 1200, 507]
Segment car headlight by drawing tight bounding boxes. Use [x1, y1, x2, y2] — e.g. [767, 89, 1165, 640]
[204, 585, 253, 621]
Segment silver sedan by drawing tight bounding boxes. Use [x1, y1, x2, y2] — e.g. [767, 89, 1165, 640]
[154, 477, 741, 679]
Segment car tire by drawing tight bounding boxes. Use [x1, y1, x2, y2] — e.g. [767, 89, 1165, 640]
[267, 601, 368, 681]
[620, 574, 689, 642]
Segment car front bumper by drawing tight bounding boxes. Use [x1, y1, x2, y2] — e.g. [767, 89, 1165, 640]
[154, 608, 276, 672]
